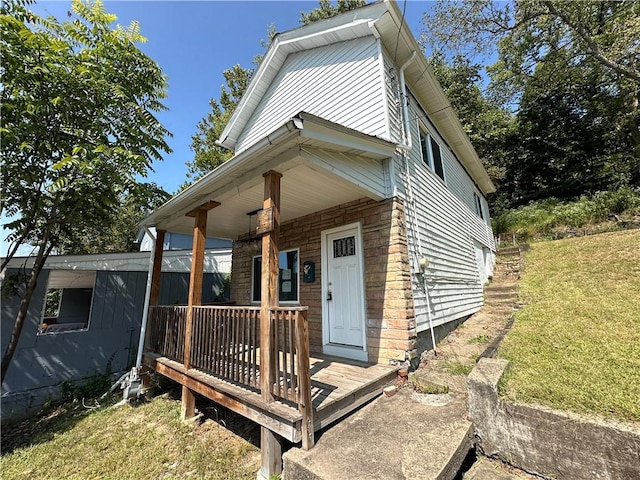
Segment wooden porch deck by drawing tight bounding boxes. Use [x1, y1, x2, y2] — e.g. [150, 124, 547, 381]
[143, 351, 398, 444]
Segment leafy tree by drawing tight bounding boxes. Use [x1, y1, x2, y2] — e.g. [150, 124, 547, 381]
[422, 0, 640, 208]
[0, 0, 171, 383]
[57, 183, 170, 255]
[422, 0, 640, 84]
[184, 65, 253, 185]
[300, 0, 366, 25]
[428, 54, 511, 187]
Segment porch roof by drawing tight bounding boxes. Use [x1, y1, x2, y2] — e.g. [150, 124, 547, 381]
[142, 112, 396, 240]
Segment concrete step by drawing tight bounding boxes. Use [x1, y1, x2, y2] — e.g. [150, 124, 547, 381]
[283, 388, 474, 480]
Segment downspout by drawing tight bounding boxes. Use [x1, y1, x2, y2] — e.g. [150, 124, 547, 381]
[136, 226, 157, 369]
[398, 51, 417, 152]
[397, 51, 438, 355]
[100, 226, 157, 402]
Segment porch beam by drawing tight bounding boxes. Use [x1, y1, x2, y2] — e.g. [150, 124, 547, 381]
[185, 200, 220, 218]
[259, 170, 283, 480]
[182, 202, 218, 420]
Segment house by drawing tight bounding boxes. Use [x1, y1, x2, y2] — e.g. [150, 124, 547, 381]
[0, 248, 231, 423]
[138, 1, 495, 477]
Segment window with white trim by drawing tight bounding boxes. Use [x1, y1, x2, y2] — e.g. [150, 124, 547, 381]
[251, 249, 299, 304]
[419, 127, 445, 181]
[474, 192, 485, 220]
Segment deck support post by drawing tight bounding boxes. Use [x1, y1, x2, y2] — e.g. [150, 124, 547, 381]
[141, 229, 166, 391]
[182, 201, 219, 420]
[259, 170, 283, 479]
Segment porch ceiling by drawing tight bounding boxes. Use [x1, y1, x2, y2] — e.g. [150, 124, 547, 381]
[144, 113, 395, 239]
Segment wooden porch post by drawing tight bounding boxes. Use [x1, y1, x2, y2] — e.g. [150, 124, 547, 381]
[259, 170, 283, 479]
[182, 201, 219, 420]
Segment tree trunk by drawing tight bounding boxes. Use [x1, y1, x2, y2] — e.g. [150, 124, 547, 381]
[1, 239, 53, 384]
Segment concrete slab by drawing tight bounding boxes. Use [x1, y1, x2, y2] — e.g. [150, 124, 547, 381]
[283, 387, 473, 480]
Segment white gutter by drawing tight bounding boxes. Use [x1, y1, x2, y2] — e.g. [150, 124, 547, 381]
[135, 226, 157, 369]
[398, 51, 417, 152]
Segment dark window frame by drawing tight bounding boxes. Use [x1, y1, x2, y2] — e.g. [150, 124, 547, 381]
[474, 192, 485, 220]
[419, 126, 445, 182]
[251, 248, 300, 304]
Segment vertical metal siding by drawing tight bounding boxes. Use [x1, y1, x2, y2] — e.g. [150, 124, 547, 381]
[236, 37, 387, 152]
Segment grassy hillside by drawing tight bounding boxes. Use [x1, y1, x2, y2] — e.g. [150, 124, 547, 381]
[499, 229, 640, 422]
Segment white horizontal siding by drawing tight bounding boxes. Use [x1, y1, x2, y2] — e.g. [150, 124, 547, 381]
[395, 95, 496, 332]
[236, 37, 388, 152]
[300, 147, 387, 199]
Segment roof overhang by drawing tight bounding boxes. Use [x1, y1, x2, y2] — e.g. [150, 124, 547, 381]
[142, 112, 396, 239]
[218, 0, 495, 194]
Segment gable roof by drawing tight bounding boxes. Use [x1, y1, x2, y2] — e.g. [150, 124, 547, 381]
[219, 0, 495, 194]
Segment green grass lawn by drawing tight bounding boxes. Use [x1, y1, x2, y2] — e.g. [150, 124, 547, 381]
[1, 395, 260, 480]
[499, 229, 640, 422]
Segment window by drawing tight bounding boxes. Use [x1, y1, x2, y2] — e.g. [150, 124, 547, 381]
[419, 127, 445, 181]
[474, 192, 484, 220]
[252, 249, 299, 304]
[39, 271, 95, 334]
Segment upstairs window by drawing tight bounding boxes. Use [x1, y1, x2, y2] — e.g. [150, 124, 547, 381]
[252, 249, 299, 304]
[474, 192, 485, 220]
[419, 127, 445, 182]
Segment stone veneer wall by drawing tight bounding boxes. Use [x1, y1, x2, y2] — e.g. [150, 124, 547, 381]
[230, 197, 416, 364]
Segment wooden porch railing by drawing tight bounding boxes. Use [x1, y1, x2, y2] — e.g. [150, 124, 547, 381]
[146, 305, 313, 446]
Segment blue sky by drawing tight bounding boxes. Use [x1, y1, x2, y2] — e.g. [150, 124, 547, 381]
[32, 0, 428, 194]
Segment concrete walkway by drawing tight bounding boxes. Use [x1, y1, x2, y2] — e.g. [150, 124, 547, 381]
[283, 247, 537, 480]
[284, 386, 473, 480]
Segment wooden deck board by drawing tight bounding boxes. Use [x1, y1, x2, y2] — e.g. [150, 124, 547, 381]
[143, 351, 398, 441]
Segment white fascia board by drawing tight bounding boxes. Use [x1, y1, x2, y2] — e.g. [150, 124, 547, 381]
[143, 119, 302, 228]
[297, 112, 396, 159]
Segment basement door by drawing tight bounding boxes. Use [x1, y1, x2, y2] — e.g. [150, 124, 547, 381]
[322, 223, 367, 361]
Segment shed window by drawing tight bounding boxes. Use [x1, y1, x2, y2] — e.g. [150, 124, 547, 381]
[419, 128, 445, 182]
[252, 249, 299, 304]
[39, 271, 95, 334]
[474, 192, 485, 220]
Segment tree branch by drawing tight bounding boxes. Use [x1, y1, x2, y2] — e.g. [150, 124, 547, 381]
[543, 1, 640, 82]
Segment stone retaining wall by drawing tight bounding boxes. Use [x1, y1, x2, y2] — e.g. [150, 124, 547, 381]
[468, 358, 640, 480]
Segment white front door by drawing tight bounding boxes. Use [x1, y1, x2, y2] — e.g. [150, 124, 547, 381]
[322, 223, 366, 359]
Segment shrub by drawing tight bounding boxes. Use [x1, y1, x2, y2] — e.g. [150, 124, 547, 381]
[494, 187, 640, 242]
